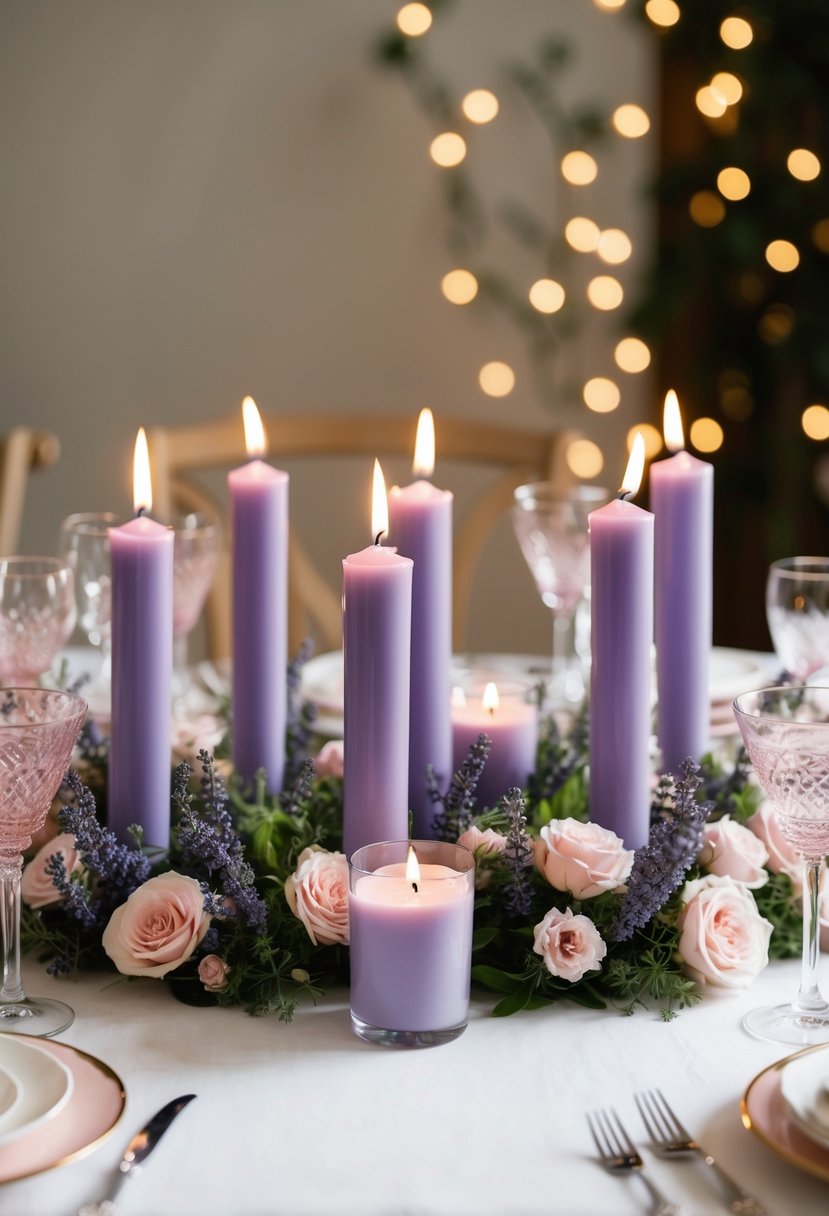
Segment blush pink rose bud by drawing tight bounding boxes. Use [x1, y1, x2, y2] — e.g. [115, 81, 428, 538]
[21, 833, 86, 910]
[285, 847, 349, 946]
[457, 825, 507, 890]
[747, 802, 802, 895]
[198, 953, 230, 992]
[315, 739, 345, 779]
[698, 814, 769, 889]
[535, 819, 634, 900]
[678, 875, 773, 989]
[102, 872, 211, 978]
[533, 906, 607, 982]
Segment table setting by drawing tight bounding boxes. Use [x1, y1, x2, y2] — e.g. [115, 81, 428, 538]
[1, 394, 829, 1216]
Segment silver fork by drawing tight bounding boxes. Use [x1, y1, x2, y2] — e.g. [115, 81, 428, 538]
[635, 1089, 766, 1216]
[587, 1108, 687, 1216]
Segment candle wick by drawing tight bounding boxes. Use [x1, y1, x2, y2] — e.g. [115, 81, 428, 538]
[374, 530, 384, 546]
[135, 506, 146, 518]
[411, 881, 418, 894]
[615, 489, 632, 502]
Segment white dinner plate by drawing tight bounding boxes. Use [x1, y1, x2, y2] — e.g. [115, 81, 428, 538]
[780, 1041, 829, 1149]
[708, 648, 775, 705]
[0, 1036, 74, 1150]
[0, 1068, 21, 1130]
[743, 1045, 829, 1181]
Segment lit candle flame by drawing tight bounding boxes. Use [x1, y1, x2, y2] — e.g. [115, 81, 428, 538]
[242, 396, 268, 458]
[451, 685, 467, 709]
[663, 389, 684, 453]
[619, 432, 646, 498]
[406, 844, 421, 893]
[372, 458, 389, 543]
[413, 407, 435, 478]
[133, 427, 153, 515]
[482, 682, 500, 715]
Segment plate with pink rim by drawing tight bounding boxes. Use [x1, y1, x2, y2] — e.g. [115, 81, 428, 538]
[0, 1035, 125, 1184]
[0, 1036, 72, 1150]
[741, 1044, 829, 1182]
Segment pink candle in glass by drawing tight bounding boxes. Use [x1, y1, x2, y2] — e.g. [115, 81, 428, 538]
[650, 391, 713, 775]
[451, 682, 537, 809]
[342, 461, 413, 858]
[589, 434, 653, 850]
[388, 408, 452, 836]
[229, 397, 288, 794]
[349, 840, 475, 1045]
[108, 428, 173, 848]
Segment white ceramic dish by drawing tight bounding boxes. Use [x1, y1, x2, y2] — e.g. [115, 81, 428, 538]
[780, 1041, 829, 1149]
[0, 1067, 21, 1131]
[742, 1044, 829, 1181]
[0, 1036, 73, 1150]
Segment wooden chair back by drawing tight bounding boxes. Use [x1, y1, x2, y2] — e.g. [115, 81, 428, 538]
[0, 427, 61, 554]
[147, 412, 579, 658]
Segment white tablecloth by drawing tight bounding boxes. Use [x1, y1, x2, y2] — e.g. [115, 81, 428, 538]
[2, 957, 827, 1216]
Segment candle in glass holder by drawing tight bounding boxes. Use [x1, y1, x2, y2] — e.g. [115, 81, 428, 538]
[349, 839, 475, 1047]
[108, 428, 173, 848]
[229, 397, 288, 795]
[389, 408, 453, 836]
[588, 433, 653, 850]
[451, 681, 537, 810]
[650, 390, 713, 775]
[342, 461, 413, 858]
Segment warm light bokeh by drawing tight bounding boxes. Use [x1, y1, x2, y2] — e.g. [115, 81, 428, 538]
[689, 417, 724, 453]
[430, 132, 466, 167]
[528, 279, 565, 314]
[597, 228, 632, 264]
[561, 151, 598, 186]
[462, 89, 499, 124]
[612, 104, 650, 138]
[397, 3, 433, 37]
[587, 276, 624, 310]
[645, 0, 680, 28]
[689, 191, 725, 228]
[720, 16, 753, 49]
[566, 438, 604, 479]
[717, 167, 751, 200]
[711, 72, 743, 105]
[441, 268, 478, 304]
[787, 149, 821, 182]
[479, 361, 515, 397]
[802, 404, 829, 441]
[765, 240, 800, 273]
[614, 337, 651, 373]
[565, 216, 601, 252]
[583, 377, 621, 413]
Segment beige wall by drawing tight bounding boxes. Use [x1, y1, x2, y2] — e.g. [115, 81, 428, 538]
[0, 0, 654, 656]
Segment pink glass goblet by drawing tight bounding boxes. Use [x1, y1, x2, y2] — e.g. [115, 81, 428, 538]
[0, 687, 87, 1036]
[0, 558, 77, 685]
[734, 685, 829, 1045]
[168, 512, 221, 705]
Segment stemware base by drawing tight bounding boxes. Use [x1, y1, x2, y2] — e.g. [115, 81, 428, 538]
[0, 997, 75, 1038]
[743, 1001, 829, 1047]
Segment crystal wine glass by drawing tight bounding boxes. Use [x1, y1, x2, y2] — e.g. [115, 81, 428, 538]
[59, 512, 128, 714]
[169, 512, 221, 704]
[512, 484, 605, 703]
[766, 557, 829, 679]
[0, 558, 77, 685]
[0, 687, 87, 1036]
[733, 685, 829, 1045]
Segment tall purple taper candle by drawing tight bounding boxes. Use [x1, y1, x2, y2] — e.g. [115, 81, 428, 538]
[588, 433, 653, 850]
[229, 397, 288, 794]
[651, 390, 713, 775]
[108, 428, 174, 848]
[343, 460, 413, 859]
[389, 408, 452, 836]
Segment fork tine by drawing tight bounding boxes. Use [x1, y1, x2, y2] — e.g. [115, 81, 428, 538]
[653, 1088, 692, 1141]
[638, 1088, 674, 1142]
[634, 1091, 660, 1142]
[586, 1111, 606, 1159]
[608, 1108, 636, 1156]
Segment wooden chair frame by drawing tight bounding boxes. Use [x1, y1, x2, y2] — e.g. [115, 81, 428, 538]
[0, 427, 61, 555]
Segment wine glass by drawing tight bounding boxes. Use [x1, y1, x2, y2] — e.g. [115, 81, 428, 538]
[59, 512, 128, 713]
[0, 558, 77, 685]
[512, 484, 606, 703]
[0, 687, 87, 1036]
[733, 685, 829, 1045]
[169, 512, 221, 704]
[766, 557, 829, 679]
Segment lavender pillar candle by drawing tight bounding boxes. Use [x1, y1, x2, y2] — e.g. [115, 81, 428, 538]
[388, 408, 452, 836]
[650, 391, 713, 775]
[229, 397, 288, 795]
[108, 428, 174, 849]
[342, 461, 413, 858]
[589, 434, 653, 850]
[349, 839, 475, 1047]
[450, 682, 537, 810]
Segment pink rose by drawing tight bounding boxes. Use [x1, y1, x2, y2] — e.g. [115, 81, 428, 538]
[285, 847, 349, 946]
[315, 739, 345, 780]
[699, 814, 769, 889]
[535, 819, 634, 900]
[21, 833, 86, 909]
[747, 802, 802, 894]
[198, 953, 230, 992]
[533, 906, 607, 982]
[457, 825, 507, 890]
[678, 875, 773, 989]
[102, 872, 210, 978]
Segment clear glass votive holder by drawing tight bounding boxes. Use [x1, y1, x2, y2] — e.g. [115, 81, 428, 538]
[349, 839, 475, 1049]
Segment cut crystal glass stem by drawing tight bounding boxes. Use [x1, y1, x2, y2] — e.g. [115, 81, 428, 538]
[0, 857, 26, 1006]
[795, 857, 829, 1016]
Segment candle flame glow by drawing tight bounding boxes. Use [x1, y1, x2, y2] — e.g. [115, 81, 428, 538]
[406, 845, 421, 891]
[372, 458, 389, 542]
[242, 396, 268, 458]
[413, 407, 435, 478]
[663, 390, 685, 453]
[133, 427, 153, 515]
[482, 682, 500, 714]
[619, 432, 646, 498]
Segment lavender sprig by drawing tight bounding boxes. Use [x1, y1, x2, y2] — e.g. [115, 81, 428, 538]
[429, 733, 491, 841]
[500, 787, 534, 919]
[610, 759, 713, 943]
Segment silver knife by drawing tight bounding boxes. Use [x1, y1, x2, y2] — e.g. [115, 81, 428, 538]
[78, 1093, 196, 1216]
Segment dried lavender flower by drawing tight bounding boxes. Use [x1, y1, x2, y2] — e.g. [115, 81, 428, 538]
[499, 786, 535, 919]
[429, 734, 491, 841]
